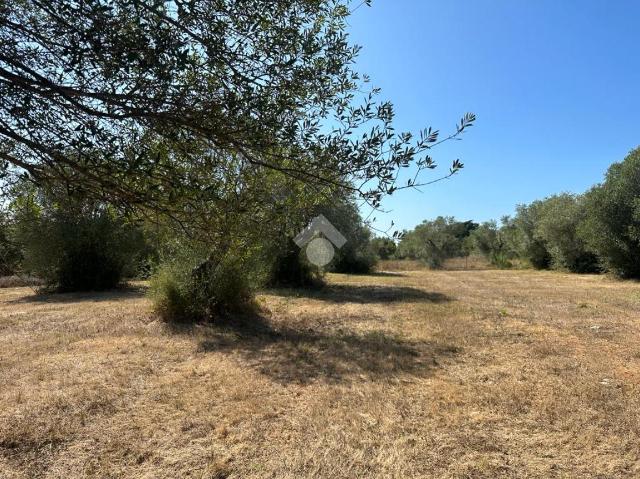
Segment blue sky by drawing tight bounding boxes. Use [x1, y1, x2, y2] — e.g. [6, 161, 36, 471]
[347, 0, 640, 232]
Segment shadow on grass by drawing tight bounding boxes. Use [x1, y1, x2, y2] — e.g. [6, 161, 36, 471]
[8, 283, 147, 304]
[340, 271, 409, 278]
[170, 313, 459, 385]
[268, 284, 453, 304]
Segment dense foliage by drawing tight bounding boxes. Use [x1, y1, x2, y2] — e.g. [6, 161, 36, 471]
[320, 198, 377, 274]
[267, 238, 323, 288]
[370, 237, 397, 260]
[0, 211, 20, 275]
[580, 148, 640, 278]
[267, 196, 377, 287]
[468, 219, 517, 268]
[533, 194, 599, 273]
[149, 242, 259, 321]
[11, 188, 149, 291]
[0, 0, 477, 315]
[0, 0, 473, 219]
[512, 202, 552, 269]
[396, 217, 477, 268]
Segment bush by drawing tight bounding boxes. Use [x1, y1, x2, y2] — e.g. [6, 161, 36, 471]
[579, 148, 640, 278]
[57, 236, 124, 291]
[13, 190, 146, 291]
[469, 220, 515, 268]
[267, 196, 377, 282]
[267, 238, 323, 287]
[147, 264, 191, 320]
[332, 242, 377, 274]
[149, 244, 259, 322]
[370, 237, 397, 260]
[320, 198, 377, 274]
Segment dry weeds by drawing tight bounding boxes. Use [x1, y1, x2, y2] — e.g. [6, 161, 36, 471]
[1, 270, 639, 478]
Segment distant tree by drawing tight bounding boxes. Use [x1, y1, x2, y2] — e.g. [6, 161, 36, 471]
[513, 202, 552, 269]
[371, 237, 397, 260]
[533, 194, 599, 273]
[0, 210, 20, 275]
[469, 219, 516, 268]
[580, 148, 640, 278]
[396, 217, 477, 268]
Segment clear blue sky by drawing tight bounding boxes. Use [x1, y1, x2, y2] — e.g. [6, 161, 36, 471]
[348, 0, 640, 232]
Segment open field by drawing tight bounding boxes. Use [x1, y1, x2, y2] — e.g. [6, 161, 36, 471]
[1, 269, 640, 478]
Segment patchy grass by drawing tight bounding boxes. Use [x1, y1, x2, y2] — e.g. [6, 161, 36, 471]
[1, 270, 640, 478]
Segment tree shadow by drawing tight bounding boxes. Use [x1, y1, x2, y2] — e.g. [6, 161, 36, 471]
[7, 284, 147, 304]
[268, 284, 453, 304]
[173, 313, 459, 385]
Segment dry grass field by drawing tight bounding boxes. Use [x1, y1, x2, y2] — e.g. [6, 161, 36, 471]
[1, 269, 640, 478]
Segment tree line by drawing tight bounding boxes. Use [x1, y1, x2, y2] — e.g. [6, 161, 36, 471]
[389, 147, 640, 279]
[0, 183, 380, 314]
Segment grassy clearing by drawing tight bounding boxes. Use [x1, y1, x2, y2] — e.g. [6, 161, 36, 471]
[1, 270, 639, 478]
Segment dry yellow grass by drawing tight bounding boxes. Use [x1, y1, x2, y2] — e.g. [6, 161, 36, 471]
[1, 270, 640, 478]
[378, 255, 493, 272]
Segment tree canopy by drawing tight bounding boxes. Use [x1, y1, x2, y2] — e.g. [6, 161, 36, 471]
[396, 216, 478, 268]
[580, 148, 640, 278]
[0, 0, 474, 224]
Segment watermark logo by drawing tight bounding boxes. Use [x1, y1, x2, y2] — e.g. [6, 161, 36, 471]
[294, 214, 347, 267]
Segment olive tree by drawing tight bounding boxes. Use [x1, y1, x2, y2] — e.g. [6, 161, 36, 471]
[533, 194, 598, 273]
[512, 202, 552, 269]
[468, 219, 517, 268]
[396, 217, 477, 268]
[1, 0, 475, 312]
[0, 0, 474, 218]
[580, 148, 640, 278]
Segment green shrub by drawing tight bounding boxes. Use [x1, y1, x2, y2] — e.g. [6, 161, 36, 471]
[579, 148, 640, 278]
[533, 194, 599, 273]
[149, 245, 259, 322]
[147, 264, 192, 321]
[57, 239, 124, 291]
[14, 198, 144, 292]
[319, 198, 378, 275]
[370, 237, 397, 260]
[331, 242, 377, 274]
[396, 217, 478, 269]
[267, 238, 323, 287]
[267, 196, 378, 282]
[513, 202, 552, 269]
[469, 220, 515, 268]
